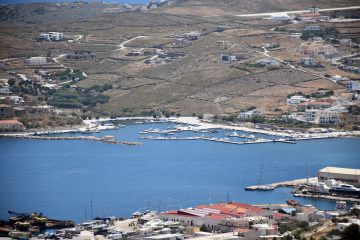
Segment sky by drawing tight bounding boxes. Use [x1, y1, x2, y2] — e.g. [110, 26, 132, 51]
[0, 0, 149, 4]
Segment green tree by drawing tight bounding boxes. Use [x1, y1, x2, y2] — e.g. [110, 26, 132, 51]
[341, 224, 360, 240]
[8, 78, 16, 86]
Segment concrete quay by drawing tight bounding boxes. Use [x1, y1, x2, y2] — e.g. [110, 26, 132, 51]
[294, 192, 360, 203]
[245, 177, 318, 190]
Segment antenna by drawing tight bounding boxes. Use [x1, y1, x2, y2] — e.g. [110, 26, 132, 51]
[158, 201, 162, 213]
[84, 206, 87, 221]
[226, 192, 230, 203]
[306, 162, 309, 183]
[209, 190, 212, 205]
[90, 199, 93, 220]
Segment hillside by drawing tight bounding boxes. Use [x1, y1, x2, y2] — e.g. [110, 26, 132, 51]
[158, 0, 359, 16]
[0, 0, 359, 124]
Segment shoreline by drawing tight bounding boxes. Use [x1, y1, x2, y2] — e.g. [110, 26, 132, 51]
[1, 116, 359, 140]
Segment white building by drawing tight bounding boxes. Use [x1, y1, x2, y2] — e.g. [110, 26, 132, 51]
[0, 87, 11, 94]
[331, 75, 342, 82]
[39, 32, 64, 41]
[289, 33, 302, 39]
[337, 219, 360, 231]
[287, 95, 308, 105]
[346, 80, 360, 92]
[238, 109, 262, 120]
[305, 109, 340, 124]
[221, 54, 236, 62]
[340, 39, 352, 46]
[300, 57, 317, 66]
[255, 58, 280, 67]
[309, 6, 319, 14]
[49, 32, 64, 41]
[304, 25, 320, 31]
[25, 57, 49, 65]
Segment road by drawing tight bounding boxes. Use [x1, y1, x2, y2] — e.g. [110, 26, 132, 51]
[115, 35, 147, 51]
[235, 6, 360, 17]
[53, 54, 69, 69]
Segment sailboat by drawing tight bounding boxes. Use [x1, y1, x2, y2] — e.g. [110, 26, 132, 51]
[256, 161, 275, 191]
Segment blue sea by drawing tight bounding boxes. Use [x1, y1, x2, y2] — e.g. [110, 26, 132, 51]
[0, 121, 359, 222]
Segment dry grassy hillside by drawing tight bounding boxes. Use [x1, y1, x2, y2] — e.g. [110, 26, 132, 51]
[159, 0, 359, 16]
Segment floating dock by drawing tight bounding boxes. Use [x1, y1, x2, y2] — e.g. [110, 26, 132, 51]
[245, 177, 318, 191]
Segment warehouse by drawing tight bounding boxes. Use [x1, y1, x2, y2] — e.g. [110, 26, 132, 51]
[318, 167, 360, 187]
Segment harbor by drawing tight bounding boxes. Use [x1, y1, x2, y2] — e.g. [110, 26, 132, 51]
[0, 121, 359, 223]
[245, 166, 360, 203]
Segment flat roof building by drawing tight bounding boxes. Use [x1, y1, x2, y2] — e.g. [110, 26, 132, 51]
[319, 167, 360, 187]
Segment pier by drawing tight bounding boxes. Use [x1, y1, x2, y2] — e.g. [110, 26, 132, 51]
[294, 192, 360, 203]
[245, 177, 318, 191]
[0, 135, 142, 146]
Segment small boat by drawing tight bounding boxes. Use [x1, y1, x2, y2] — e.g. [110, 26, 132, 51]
[287, 199, 301, 207]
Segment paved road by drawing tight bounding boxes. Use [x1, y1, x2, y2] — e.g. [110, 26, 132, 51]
[235, 6, 360, 17]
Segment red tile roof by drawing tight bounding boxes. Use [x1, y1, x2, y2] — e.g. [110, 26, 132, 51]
[206, 213, 229, 220]
[0, 119, 23, 125]
[162, 210, 199, 217]
[197, 202, 264, 217]
[234, 228, 250, 233]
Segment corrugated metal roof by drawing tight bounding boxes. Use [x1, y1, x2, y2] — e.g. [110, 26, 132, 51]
[319, 167, 360, 176]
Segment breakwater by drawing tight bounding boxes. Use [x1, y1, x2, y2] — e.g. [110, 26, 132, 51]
[0, 135, 142, 146]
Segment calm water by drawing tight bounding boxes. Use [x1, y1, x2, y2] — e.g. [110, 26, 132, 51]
[0, 122, 359, 222]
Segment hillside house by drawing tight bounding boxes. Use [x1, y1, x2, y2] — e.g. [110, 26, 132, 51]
[25, 57, 50, 65]
[297, 101, 331, 111]
[299, 42, 338, 59]
[0, 104, 15, 119]
[300, 57, 322, 68]
[304, 25, 320, 31]
[289, 33, 302, 39]
[221, 54, 236, 62]
[238, 109, 262, 120]
[346, 80, 360, 92]
[305, 109, 340, 124]
[287, 95, 308, 105]
[0, 119, 25, 132]
[0, 86, 11, 94]
[38, 32, 64, 41]
[255, 58, 280, 67]
[67, 51, 96, 60]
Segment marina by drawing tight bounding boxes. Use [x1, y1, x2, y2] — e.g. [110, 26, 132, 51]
[0, 121, 359, 222]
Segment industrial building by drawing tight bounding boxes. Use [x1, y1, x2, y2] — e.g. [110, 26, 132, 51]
[318, 167, 360, 187]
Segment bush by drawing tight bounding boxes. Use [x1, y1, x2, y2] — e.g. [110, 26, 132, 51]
[341, 224, 360, 240]
[48, 89, 109, 108]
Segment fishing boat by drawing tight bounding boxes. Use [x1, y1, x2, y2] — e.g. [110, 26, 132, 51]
[287, 199, 301, 207]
